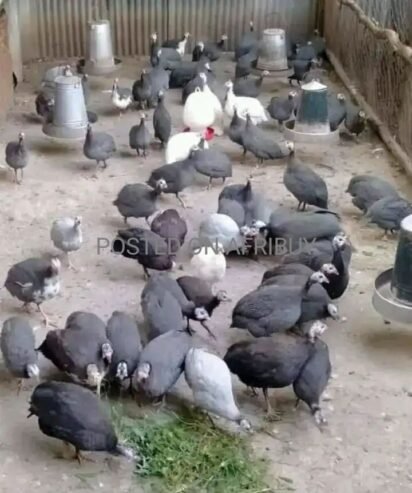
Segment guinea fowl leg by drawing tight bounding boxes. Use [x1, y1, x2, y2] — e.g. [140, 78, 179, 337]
[102, 160, 108, 169]
[37, 304, 58, 329]
[241, 148, 247, 163]
[245, 386, 258, 397]
[66, 252, 78, 272]
[263, 388, 280, 421]
[143, 267, 150, 279]
[23, 302, 33, 314]
[75, 448, 95, 464]
[176, 193, 186, 208]
[207, 177, 213, 191]
[14, 169, 21, 185]
[17, 379, 23, 396]
[200, 320, 217, 340]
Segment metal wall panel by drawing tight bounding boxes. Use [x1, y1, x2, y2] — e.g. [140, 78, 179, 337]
[16, 0, 317, 62]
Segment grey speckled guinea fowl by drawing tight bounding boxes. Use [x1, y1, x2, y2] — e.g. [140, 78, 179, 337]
[299, 283, 339, 324]
[345, 104, 367, 136]
[346, 175, 399, 214]
[228, 108, 247, 158]
[153, 92, 172, 147]
[129, 113, 151, 157]
[283, 148, 328, 210]
[267, 91, 296, 126]
[233, 71, 269, 98]
[190, 141, 232, 189]
[366, 195, 412, 234]
[83, 124, 116, 169]
[328, 93, 347, 131]
[5, 132, 29, 184]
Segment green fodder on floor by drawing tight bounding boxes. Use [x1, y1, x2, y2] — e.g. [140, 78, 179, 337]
[114, 407, 293, 493]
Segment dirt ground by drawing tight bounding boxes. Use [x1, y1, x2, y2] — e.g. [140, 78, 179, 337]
[0, 53, 412, 493]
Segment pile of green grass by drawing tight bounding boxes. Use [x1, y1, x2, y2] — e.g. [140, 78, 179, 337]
[114, 407, 293, 493]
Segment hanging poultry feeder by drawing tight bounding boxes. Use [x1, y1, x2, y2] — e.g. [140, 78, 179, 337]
[373, 215, 412, 324]
[77, 20, 122, 76]
[40, 65, 70, 96]
[43, 73, 88, 140]
[284, 80, 339, 144]
[257, 28, 289, 75]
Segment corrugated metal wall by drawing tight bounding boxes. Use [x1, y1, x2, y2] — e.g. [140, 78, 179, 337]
[16, 0, 318, 62]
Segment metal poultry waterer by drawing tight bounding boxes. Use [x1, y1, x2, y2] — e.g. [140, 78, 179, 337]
[284, 80, 340, 143]
[373, 214, 412, 324]
[78, 20, 122, 76]
[43, 73, 88, 140]
[257, 28, 289, 73]
[41, 65, 69, 96]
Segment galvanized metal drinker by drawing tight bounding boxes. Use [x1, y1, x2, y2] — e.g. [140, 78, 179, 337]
[373, 215, 412, 324]
[284, 80, 339, 143]
[43, 72, 88, 140]
[78, 20, 121, 76]
[257, 28, 288, 72]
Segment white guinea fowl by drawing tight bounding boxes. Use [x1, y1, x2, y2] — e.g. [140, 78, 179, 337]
[224, 80, 268, 125]
[50, 216, 83, 270]
[190, 242, 226, 287]
[185, 348, 251, 429]
[183, 87, 215, 134]
[198, 73, 224, 136]
[198, 213, 244, 254]
[165, 131, 209, 164]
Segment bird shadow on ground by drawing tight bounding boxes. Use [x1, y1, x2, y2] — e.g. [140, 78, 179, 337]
[29, 140, 79, 156]
[360, 328, 412, 358]
[18, 113, 42, 125]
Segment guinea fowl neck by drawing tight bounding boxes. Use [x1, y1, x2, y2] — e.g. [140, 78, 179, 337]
[332, 246, 345, 275]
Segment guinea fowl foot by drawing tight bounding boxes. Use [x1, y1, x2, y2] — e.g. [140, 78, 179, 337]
[263, 389, 281, 421]
[313, 408, 328, 427]
[245, 386, 259, 397]
[75, 449, 95, 465]
[153, 395, 166, 408]
[37, 305, 58, 329]
[23, 302, 34, 314]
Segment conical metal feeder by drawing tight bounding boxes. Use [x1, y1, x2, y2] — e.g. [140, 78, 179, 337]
[43, 73, 88, 140]
[257, 28, 289, 73]
[284, 80, 339, 143]
[373, 215, 412, 324]
[78, 20, 121, 76]
[41, 65, 69, 97]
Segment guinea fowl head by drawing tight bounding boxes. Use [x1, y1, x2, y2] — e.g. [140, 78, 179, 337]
[86, 364, 102, 387]
[18, 132, 25, 143]
[224, 80, 234, 90]
[136, 362, 151, 384]
[327, 303, 339, 320]
[50, 257, 61, 276]
[359, 110, 366, 119]
[101, 342, 113, 365]
[238, 417, 252, 431]
[285, 141, 295, 154]
[308, 320, 328, 343]
[320, 263, 339, 276]
[116, 361, 129, 380]
[194, 307, 209, 321]
[112, 78, 119, 92]
[196, 41, 205, 51]
[288, 91, 297, 99]
[332, 232, 348, 250]
[309, 271, 329, 286]
[216, 290, 231, 302]
[151, 32, 158, 42]
[155, 178, 168, 192]
[26, 363, 40, 380]
[157, 90, 164, 101]
[221, 34, 228, 41]
[249, 20, 254, 31]
[337, 93, 346, 102]
[261, 70, 270, 78]
[184, 32, 191, 39]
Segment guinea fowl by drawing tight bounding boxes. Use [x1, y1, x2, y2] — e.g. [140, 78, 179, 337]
[147, 157, 197, 208]
[218, 180, 255, 224]
[261, 265, 337, 290]
[228, 108, 247, 157]
[267, 91, 297, 126]
[147, 56, 170, 104]
[190, 141, 232, 188]
[1, 317, 39, 392]
[233, 71, 269, 98]
[170, 59, 214, 88]
[132, 69, 152, 110]
[162, 32, 190, 53]
[153, 92, 172, 147]
[35, 91, 54, 119]
[346, 175, 399, 214]
[111, 78, 133, 114]
[235, 48, 259, 78]
[310, 29, 327, 60]
[29, 381, 135, 461]
[217, 199, 246, 228]
[113, 228, 175, 278]
[83, 124, 116, 169]
[235, 21, 258, 60]
[182, 69, 209, 104]
[296, 42, 317, 61]
[345, 107, 367, 137]
[288, 59, 316, 86]
[198, 213, 246, 254]
[185, 348, 251, 429]
[224, 332, 331, 424]
[5, 257, 61, 327]
[224, 81, 268, 125]
[299, 283, 339, 324]
[231, 272, 328, 337]
[134, 329, 192, 403]
[165, 131, 209, 164]
[129, 113, 151, 157]
[150, 209, 187, 255]
[190, 243, 226, 287]
[113, 182, 167, 224]
[261, 262, 338, 285]
[106, 311, 142, 386]
[328, 93, 347, 131]
[37, 311, 112, 396]
[50, 216, 83, 270]
[5, 132, 29, 184]
[242, 114, 294, 166]
[151, 43, 182, 71]
[283, 149, 328, 210]
[366, 195, 412, 235]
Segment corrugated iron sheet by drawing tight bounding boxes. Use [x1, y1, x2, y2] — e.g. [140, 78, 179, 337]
[16, 0, 317, 62]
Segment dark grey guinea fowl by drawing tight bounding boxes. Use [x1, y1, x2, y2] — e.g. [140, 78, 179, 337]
[1, 317, 39, 390]
[5, 132, 29, 184]
[29, 381, 135, 461]
[310, 29, 327, 59]
[148, 61, 170, 106]
[182, 71, 205, 104]
[346, 175, 399, 214]
[288, 59, 315, 86]
[267, 91, 297, 126]
[295, 42, 317, 61]
[147, 157, 197, 208]
[152, 45, 182, 70]
[260, 270, 329, 291]
[217, 198, 245, 227]
[129, 113, 151, 157]
[235, 21, 258, 60]
[35, 92, 54, 119]
[366, 195, 412, 234]
[224, 333, 330, 423]
[328, 93, 347, 131]
[83, 124, 116, 168]
[134, 329, 192, 401]
[5, 257, 61, 327]
[233, 71, 269, 98]
[218, 180, 255, 224]
[153, 92, 171, 147]
[190, 142, 232, 189]
[196, 35, 227, 62]
[162, 32, 190, 49]
[299, 283, 339, 324]
[261, 263, 337, 286]
[242, 115, 294, 166]
[177, 275, 230, 317]
[170, 59, 214, 88]
[132, 69, 152, 110]
[235, 48, 258, 78]
[150, 209, 187, 254]
[345, 106, 367, 136]
[106, 311, 142, 384]
[113, 182, 167, 224]
[228, 108, 247, 156]
[283, 149, 328, 210]
[113, 228, 175, 278]
[141, 286, 185, 341]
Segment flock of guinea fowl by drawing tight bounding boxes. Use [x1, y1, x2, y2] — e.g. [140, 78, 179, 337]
[1, 21, 410, 463]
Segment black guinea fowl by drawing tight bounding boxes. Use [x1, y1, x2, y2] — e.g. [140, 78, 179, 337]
[132, 69, 152, 110]
[29, 381, 135, 462]
[153, 92, 172, 147]
[150, 209, 187, 255]
[345, 105, 367, 136]
[83, 124, 116, 169]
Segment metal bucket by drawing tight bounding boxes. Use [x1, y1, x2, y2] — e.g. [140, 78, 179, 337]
[257, 28, 288, 71]
[294, 80, 330, 134]
[43, 74, 88, 140]
[83, 20, 121, 76]
[391, 215, 412, 303]
[41, 65, 69, 96]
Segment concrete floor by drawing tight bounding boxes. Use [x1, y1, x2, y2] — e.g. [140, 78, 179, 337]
[0, 54, 411, 493]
